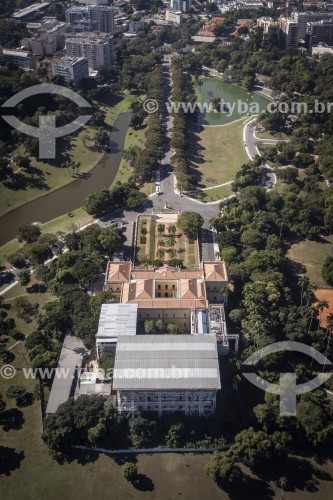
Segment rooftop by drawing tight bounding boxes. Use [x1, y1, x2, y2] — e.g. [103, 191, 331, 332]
[45, 335, 89, 414]
[113, 335, 221, 390]
[96, 303, 138, 341]
[12, 2, 50, 19]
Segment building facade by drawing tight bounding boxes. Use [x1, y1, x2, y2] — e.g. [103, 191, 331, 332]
[279, 17, 299, 48]
[65, 33, 114, 69]
[113, 335, 221, 417]
[170, 0, 191, 13]
[52, 56, 89, 86]
[291, 11, 333, 39]
[306, 19, 333, 48]
[65, 5, 114, 33]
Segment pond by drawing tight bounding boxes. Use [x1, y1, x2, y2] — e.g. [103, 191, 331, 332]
[0, 112, 130, 246]
[197, 78, 270, 126]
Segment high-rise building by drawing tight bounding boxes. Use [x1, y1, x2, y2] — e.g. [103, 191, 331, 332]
[291, 11, 333, 39]
[88, 5, 114, 32]
[257, 17, 279, 35]
[52, 56, 89, 86]
[65, 32, 114, 69]
[306, 19, 333, 48]
[65, 5, 114, 33]
[279, 17, 299, 48]
[170, 0, 190, 13]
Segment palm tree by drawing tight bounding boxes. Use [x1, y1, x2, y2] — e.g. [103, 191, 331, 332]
[169, 237, 176, 247]
[169, 249, 177, 259]
[316, 300, 329, 333]
[278, 477, 287, 499]
[157, 223, 165, 234]
[304, 283, 318, 306]
[168, 224, 176, 235]
[298, 276, 310, 307]
[156, 249, 164, 260]
[158, 239, 165, 248]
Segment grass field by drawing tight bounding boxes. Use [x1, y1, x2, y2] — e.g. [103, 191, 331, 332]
[287, 235, 333, 287]
[200, 184, 234, 202]
[255, 129, 289, 140]
[192, 119, 248, 190]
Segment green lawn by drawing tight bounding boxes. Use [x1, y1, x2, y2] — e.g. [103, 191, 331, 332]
[287, 235, 333, 287]
[192, 119, 249, 189]
[200, 184, 234, 202]
[110, 125, 146, 188]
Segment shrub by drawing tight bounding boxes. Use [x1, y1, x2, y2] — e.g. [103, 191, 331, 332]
[140, 236, 146, 244]
[141, 227, 147, 235]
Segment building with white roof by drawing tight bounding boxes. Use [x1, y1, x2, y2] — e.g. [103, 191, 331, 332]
[52, 56, 89, 87]
[96, 303, 138, 356]
[113, 335, 221, 417]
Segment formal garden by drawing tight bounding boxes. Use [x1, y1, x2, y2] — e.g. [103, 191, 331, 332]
[136, 216, 199, 269]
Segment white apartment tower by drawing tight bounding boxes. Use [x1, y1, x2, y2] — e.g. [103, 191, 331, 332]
[279, 17, 299, 48]
[65, 33, 113, 69]
[52, 57, 89, 87]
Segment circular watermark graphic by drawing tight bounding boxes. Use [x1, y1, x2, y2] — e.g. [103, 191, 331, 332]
[143, 99, 159, 114]
[0, 364, 16, 379]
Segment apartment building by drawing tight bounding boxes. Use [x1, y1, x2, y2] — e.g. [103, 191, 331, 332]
[2, 49, 35, 70]
[291, 10, 333, 39]
[279, 17, 299, 48]
[306, 19, 333, 47]
[52, 56, 89, 87]
[65, 32, 114, 69]
[65, 5, 114, 33]
[21, 19, 67, 56]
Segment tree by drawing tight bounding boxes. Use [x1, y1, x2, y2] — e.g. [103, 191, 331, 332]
[205, 451, 241, 486]
[126, 190, 147, 209]
[98, 227, 126, 258]
[157, 223, 165, 234]
[278, 477, 287, 499]
[177, 212, 203, 239]
[84, 191, 110, 216]
[144, 320, 156, 334]
[13, 296, 38, 322]
[165, 423, 185, 448]
[129, 412, 156, 448]
[18, 269, 31, 288]
[98, 352, 114, 378]
[17, 224, 41, 243]
[322, 256, 333, 286]
[122, 462, 137, 482]
[6, 385, 28, 406]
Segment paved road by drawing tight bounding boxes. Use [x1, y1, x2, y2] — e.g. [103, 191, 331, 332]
[110, 55, 220, 262]
[243, 118, 278, 190]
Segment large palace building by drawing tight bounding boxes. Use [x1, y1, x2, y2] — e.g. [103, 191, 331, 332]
[94, 260, 238, 417]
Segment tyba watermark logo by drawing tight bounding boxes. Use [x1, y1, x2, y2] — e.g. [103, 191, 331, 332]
[242, 341, 332, 416]
[1, 84, 93, 159]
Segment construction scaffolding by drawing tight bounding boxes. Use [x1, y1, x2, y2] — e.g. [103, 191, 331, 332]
[117, 390, 217, 418]
[191, 304, 239, 355]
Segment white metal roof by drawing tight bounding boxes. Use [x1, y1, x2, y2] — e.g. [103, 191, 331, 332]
[113, 335, 221, 390]
[96, 303, 138, 340]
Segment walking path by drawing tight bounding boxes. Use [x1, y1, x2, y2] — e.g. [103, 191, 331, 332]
[72, 443, 232, 455]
